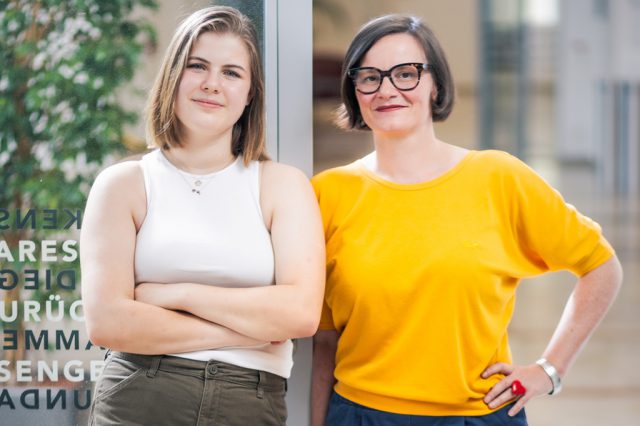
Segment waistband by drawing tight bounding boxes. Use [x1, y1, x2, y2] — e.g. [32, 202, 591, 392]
[108, 351, 286, 393]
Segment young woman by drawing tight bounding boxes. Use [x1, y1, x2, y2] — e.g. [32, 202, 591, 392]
[81, 6, 324, 425]
[311, 14, 622, 426]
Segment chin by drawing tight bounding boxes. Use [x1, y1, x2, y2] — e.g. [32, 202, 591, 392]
[373, 122, 412, 134]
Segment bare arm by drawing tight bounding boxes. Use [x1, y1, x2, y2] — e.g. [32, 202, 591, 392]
[135, 163, 326, 342]
[483, 256, 623, 415]
[311, 329, 338, 426]
[81, 162, 264, 354]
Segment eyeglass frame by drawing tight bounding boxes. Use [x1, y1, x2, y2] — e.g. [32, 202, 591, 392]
[347, 62, 432, 95]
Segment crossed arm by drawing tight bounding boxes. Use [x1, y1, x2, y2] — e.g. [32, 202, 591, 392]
[134, 162, 326, 342]
[81, 161, 325, 354]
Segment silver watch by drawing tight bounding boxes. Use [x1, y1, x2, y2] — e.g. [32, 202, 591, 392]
[536, 358, 563, 395]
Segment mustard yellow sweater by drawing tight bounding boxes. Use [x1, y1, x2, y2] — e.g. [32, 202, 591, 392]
[312, 150, 613, 415]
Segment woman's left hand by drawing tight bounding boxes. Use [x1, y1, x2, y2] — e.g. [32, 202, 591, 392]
[135, 282, 180, 310]
[482, 362, 553, 416]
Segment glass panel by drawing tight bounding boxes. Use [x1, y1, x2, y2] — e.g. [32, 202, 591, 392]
[212, 0, 265, 54]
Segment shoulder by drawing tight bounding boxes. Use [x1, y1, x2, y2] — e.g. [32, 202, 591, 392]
[471, 149, 526, 169]
[468, 150, 540, 182]
[311, 161, 363, 192]
[82, 158, 147, 231]
[258, 161, 318, 225]
[470, 151, 559, 205]
[92, 159, 144, 193]
[88, 158, 147, 214]
[260, 160, 309, 184]
[259, 161, 313, 202]
[259, 160, 315, 200]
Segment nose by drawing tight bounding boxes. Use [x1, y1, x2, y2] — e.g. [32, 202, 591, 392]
[201, 71, 221, 93]
[376, 75, 397, 97]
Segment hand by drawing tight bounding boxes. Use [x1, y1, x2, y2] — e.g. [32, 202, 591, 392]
[134, 282, 179, 310]
[482, 362, 554, 416]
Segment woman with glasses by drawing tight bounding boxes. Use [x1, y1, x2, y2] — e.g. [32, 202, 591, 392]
[81, 6, 324, 425]
[311, 14, 621, 426]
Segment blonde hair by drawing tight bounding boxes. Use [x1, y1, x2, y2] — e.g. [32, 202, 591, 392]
[145, 6, 268, 165]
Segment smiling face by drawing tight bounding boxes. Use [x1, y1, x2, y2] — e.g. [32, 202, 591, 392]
[355, 33, 435, 138]
[174, 31, 252, 145]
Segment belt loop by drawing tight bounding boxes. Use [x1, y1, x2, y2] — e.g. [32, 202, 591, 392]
[256, 371, 266, 399]
[146, 355, 162, 378]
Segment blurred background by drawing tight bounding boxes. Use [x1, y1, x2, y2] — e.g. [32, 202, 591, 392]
[1, 0, 638, 425]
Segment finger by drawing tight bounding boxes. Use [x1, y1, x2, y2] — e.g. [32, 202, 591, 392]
[487, 386, 522, 410]
[507, 396, 527, 417]
[487, 391, 514, 409]
[484, 379, 512, 404]
[482, 362, 514, 378]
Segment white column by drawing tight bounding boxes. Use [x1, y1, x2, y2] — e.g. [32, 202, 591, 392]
[264, 1, 314, 424]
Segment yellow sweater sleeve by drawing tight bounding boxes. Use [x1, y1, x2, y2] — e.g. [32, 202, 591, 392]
[499, 152, 613, 276]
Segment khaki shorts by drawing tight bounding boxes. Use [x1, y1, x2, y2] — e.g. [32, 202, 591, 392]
[89, 351, 287, 426]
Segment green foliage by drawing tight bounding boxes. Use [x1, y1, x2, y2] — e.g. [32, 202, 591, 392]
[0, 0, 157, 325]
[1, 0, 157, 208]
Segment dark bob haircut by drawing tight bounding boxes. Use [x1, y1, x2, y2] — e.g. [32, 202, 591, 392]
[336, 14, 455, 130]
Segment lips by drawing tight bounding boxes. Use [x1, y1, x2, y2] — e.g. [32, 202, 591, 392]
[375, 104, 406, 112]
[193, 98, 223, 108]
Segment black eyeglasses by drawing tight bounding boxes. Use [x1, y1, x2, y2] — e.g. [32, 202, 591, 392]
[347, 62, 432, 94]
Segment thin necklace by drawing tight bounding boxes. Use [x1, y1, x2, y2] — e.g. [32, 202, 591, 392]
[163, 150, 233, 195]
[178, 171, 215, 195]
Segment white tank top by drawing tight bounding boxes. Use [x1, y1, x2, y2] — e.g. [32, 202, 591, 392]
[134, 149, 293, 378]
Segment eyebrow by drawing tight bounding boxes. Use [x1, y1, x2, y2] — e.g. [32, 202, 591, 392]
[187, 56, 247, 71]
